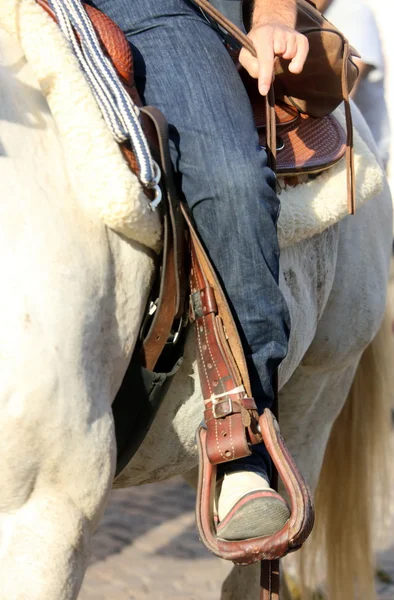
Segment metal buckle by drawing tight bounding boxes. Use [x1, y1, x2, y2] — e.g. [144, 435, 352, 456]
[260, 136, 285, 152]
[148, 300, 158, 316]
[148, 162, 162, 210]
[166, 317, 186, 345]
[212, 398, 233, 419]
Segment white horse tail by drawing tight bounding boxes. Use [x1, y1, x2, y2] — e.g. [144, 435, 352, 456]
[300, 306, 393, 599]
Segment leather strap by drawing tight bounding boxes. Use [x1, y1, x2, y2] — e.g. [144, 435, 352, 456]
[265, 86, 277, 173]
[139, 106, 187, 370]
[181, 204, 253, 397]
[260, 560, 280, 600]
[342, 41, 356, 214]
[189, 238, 263, 464]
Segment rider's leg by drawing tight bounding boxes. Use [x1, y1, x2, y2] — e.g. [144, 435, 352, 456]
[89, 0, 291, 538]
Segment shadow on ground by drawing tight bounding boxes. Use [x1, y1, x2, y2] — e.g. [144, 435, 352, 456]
[89, 478, 209, 564]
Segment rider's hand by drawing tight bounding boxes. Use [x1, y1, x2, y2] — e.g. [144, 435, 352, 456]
[239, 23, 309, 96]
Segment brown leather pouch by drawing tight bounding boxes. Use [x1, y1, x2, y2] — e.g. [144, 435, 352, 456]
[198, 0, 359, 117]
[273, 1, 360, 117]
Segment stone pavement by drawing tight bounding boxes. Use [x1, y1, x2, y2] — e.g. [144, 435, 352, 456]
[79, 476, 394, 600]
[79, 479, 231, 600]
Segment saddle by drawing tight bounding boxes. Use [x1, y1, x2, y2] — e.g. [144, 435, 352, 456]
[195, 0, 358, 213]
[37, 2, 317, 597]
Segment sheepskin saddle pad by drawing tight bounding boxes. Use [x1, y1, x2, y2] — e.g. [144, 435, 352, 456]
[0, 0, 385, 252]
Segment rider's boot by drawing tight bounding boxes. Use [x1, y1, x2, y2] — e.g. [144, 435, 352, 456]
[216, 470, 290, 541]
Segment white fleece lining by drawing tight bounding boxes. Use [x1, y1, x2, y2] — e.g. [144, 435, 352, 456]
[0, 0, 162, 253]
[0, 0, 384, 251]
[277, 107, 384, 248]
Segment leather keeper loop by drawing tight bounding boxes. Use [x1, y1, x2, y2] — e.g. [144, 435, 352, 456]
[190, 285, 217, 321]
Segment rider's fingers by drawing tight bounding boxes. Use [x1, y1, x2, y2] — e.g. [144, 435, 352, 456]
[288, 34, 309, 73]
[239, 47, 259, 79]
[281, 34, 297, 61]
[273, 30, 287, 56]
[241, 27, 309, 94]
[256, 28, 274, 96]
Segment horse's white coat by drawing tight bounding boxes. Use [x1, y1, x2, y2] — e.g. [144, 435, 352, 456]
[0, 10, 392, 600]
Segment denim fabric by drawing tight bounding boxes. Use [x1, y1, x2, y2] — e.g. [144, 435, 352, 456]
[87, 0, 291, 478]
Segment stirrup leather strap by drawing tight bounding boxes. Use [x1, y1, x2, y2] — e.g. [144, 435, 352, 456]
[182, 202, 314, 597]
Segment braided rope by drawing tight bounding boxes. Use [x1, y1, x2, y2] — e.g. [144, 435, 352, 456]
[48, 0, 161, 207]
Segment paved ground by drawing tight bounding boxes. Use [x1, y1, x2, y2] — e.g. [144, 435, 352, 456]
[79, 478, 231, 600]
[78, 472, 394, 600]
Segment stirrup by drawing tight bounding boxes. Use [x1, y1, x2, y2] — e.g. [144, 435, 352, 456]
[196, 408, 314, 565]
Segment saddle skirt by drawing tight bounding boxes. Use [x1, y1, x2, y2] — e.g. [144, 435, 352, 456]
[0, 0, 385, 251]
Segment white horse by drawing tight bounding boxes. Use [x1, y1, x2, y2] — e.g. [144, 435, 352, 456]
[0, 2, 393, 599]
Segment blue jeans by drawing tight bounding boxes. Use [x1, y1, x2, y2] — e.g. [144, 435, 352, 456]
[88, 0, 290, 478]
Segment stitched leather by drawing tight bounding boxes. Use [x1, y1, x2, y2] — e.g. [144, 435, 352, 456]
[242, 72, 347, 175]
[181, 205, 253, 396]
[260, 560, 280, 600]
[261, 112, 346, 175]
[189, 239, 263, 463]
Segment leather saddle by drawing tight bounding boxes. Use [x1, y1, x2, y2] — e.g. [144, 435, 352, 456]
[36, 2, 315, 598]
[244, 74, 346, 177]
[206, 0, 347, 178]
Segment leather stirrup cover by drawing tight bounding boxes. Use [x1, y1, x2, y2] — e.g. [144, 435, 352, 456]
[196, 409, 315, 565]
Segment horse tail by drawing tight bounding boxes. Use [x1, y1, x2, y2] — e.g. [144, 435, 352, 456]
[300, 306, 393, 599]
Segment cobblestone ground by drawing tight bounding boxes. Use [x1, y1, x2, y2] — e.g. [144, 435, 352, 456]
[79, 478, 231, 600]
[79, 473, 394, 600]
